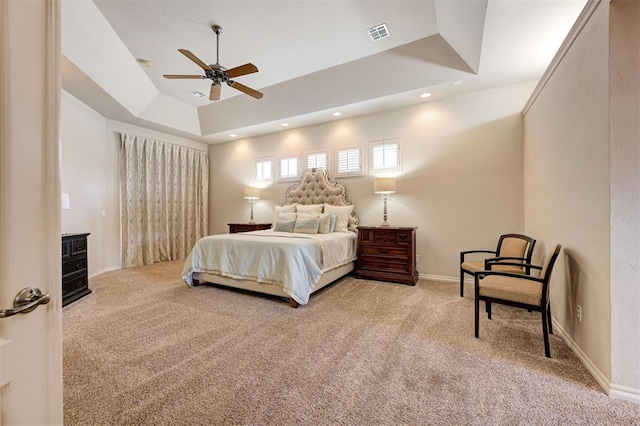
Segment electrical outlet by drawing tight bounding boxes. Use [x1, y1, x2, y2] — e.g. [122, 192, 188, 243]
[576, 305, 582, 322]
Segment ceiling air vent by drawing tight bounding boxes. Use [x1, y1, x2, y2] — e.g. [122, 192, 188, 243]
[367, 23, 389, 41]
[190, 90, 207, 98]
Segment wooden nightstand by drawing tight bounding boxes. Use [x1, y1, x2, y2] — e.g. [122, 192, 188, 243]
[62, 233, 92, 306]
[355, 226, 418, 285]
[228, 223, 272, 233]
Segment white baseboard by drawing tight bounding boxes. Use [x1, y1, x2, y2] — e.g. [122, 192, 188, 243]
[419, 273, 473, 284]
[89, 265, 120, 278]
[610, 384, 640, 405]
[551, 318, 610, 395]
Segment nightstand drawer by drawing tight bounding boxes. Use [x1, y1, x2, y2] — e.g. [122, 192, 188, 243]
[358, 255, 411, 274]
[63, 256, 87, 276]
[62, 270, 89, 295]
[359, 228, 413, 246]
[228, 223, 272, 233]
[360, 245, 409, 258]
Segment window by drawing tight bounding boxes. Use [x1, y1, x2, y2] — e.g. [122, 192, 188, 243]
[369, 139, 401, 174]
[335, 145, 363, 177]
[279, 155, 299, 182]
[306, 150, 328, 170]
[255, 157, 273, 182]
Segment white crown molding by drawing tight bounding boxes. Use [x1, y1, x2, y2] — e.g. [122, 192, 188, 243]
[522, 0, 603, 115]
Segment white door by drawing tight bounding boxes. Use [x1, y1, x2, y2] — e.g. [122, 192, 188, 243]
[0, 0, 63, 424]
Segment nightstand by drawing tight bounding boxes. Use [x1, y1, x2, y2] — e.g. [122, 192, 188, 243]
[62, 233, 92, 306]
[355, 226, 418, 285]
[228, 223, 272, 233]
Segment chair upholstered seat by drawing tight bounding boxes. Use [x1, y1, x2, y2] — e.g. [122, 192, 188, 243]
[478, 275, 542, 306]
[461, 261, 525, 274]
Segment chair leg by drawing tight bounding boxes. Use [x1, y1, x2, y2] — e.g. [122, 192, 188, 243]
[487, 301, 492, 319]
[541, 307, 551, 358]
[460, 269, 465, 297]
[547, 303, 553, 335]
[474, 293, 480, 338]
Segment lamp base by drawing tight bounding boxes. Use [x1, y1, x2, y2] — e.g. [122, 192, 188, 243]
[248, 220, 256, 224]
[379, 220, 391, 227]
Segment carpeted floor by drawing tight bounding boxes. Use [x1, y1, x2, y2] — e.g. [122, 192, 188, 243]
[63, 260, 640, 425]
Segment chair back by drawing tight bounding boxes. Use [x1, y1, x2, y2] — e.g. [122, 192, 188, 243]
[540, 244, 562, 304]
[496, 234, 536, 266]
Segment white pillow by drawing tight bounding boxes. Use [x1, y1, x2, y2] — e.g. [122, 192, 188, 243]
[317, 213, 332, 234]
[293, 213, 320, 234]
[272, 204, 297, 229]
[323, 204, 354, 233]
[274, 212, 297, 232]
[296, 204, 323, 214]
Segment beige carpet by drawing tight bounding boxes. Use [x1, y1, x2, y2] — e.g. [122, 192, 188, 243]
[63, 260, 640, 425]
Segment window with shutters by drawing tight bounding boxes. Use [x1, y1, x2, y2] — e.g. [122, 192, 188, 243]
[335, 145, 363, 178]
[306, 150, 329, 171]
[255, 157, 273, 182]
[278, 155, 299, 182]
[369, 139, 401, 174]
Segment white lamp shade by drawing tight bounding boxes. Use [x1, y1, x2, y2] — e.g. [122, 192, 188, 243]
[374, 178, 396, 194]
[61, 193, 71, 210]
[243, 187, 260, 200]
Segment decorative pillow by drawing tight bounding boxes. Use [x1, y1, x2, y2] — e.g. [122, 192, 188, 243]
[296, 204, 323, 214]
[272, 204, 297, 229]
[328, 213, 338, 233]
[293, 213, 320, 234]
[317, 213, 332, 234]
[323, 204, 354, 233]
[274, 213, 296, 232]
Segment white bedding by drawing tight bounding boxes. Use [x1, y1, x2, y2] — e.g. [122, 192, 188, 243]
[181, 230, 357, 304]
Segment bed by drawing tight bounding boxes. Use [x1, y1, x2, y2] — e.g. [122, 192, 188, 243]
[181, 168, 359, 307]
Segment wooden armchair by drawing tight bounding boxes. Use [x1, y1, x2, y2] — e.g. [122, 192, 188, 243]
[459, 234, 536, 297]
[474, 244, 562, 358]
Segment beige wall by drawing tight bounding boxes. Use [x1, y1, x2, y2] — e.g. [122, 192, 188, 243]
[208, 82, 533, 278]
[61, 91, 206, 276]
[523, 0, 640, 398]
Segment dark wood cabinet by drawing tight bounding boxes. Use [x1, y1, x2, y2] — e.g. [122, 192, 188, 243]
[228, 223, 272, 233]
[355, 226, 418, 285]
[62, 233, 91, 306]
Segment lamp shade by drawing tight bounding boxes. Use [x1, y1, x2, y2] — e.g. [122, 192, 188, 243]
[243, 187, 260, 200]
[61, 193, 71, 210]
[374, 178, 396, 194]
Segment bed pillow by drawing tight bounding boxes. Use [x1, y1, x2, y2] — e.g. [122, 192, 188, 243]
[323, 204, 354, 233]
[328, 213, 338, 233]
[296, 204, 323, 214]
[274, 212, 297, 232]
[317, 213, 332, 234]
[272, 204, 297, 229]
[293, 213, 320, 234]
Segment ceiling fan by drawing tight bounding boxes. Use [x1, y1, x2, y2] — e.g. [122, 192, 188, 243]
[163, 25, 263, 101]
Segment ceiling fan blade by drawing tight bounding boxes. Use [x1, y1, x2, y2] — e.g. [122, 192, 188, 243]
[163, 74, 205, 79]
[228, 80, 263, 99]
[225, 63, 259, 78]
[178, 49, 212, 71]
[210, 83, 221, 101]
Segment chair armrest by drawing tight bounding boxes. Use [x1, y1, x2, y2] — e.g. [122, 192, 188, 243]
[460, 249, 497, 262]
[475, 270, 545, 283]
[485, 259, 543, 271]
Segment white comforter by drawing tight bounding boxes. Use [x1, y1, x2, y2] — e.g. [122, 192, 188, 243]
[181, 230, 357, 304]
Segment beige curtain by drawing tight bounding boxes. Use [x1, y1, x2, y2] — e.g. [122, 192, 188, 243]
[120, 133, 208, 268]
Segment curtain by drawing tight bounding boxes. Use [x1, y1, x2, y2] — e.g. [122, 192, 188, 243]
[120, 133, 208, 268]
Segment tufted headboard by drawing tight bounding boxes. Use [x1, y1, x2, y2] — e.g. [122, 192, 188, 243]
[283, 168, 359, 232]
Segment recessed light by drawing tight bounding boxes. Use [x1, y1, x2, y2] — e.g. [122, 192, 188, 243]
[332, 112, 342, 117]
[229, 133, 237, 137]
[281, 123, 289, 127]
[420, 92, 432, 99]
[452, 80, 463, 86]
[136, 58, 152, 68]
[190, 90, 206, 98]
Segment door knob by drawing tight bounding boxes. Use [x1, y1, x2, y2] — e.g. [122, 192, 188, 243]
[0, 287, 50, 319]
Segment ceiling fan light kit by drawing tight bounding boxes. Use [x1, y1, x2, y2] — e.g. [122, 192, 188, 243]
[163, 24, 263, 101]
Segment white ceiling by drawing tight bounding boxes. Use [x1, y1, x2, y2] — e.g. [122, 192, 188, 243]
[61, 0, 587, 144]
